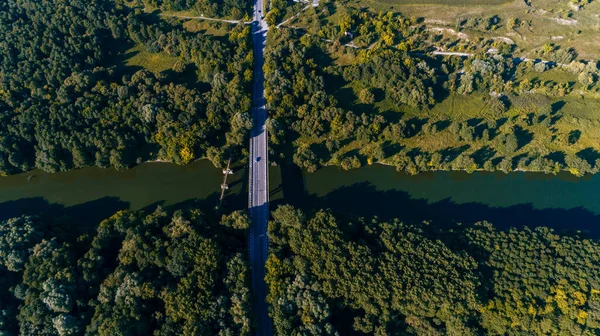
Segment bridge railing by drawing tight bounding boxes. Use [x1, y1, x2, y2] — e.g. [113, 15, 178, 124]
[248, 131, 254, 210]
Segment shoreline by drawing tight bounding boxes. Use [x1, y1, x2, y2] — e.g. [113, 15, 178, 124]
[322, 160, 585, 177]
[1, 156, 591, 178]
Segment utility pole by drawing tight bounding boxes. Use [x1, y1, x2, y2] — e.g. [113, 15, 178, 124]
[219, 156, 233, 205]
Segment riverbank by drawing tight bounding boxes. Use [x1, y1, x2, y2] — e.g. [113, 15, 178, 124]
[322, 159, 586, 177]
[270, 163, 600, 237]
[0, 160, 245, 224]
[0, 160, 598, 238]
[373, 160, 578, 176]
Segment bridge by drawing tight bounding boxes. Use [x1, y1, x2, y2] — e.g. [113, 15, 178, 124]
[247, 0, 273, 334]
[219, 157, 233, 204]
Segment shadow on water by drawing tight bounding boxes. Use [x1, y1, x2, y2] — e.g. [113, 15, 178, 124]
[0, 188, 246, 238]
[0, 197, 129, 238]
[316, 183, 600, 237]
[0, 197, 128, 226]
[274, 165, 600, 239]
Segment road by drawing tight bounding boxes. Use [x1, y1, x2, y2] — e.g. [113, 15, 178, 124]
[248, 0, 272, 334]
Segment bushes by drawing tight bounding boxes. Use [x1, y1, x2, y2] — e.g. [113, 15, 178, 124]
[141, 0, 251, 19]
[358, 88, 375, 104]
[267, 206, 480, 335]
[343, 51, 436, 108]
[265, 13, 600, 177]
[0, 0, 253, 174]
[267, 206, 600, 335]
[459, 15, 502, 32]
[0, 207, 252, 335]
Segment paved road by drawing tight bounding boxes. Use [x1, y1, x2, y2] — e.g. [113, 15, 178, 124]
[248, 0, 272, 334]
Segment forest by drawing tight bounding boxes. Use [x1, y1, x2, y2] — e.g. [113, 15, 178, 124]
[266, 205, 600, 335]
[0, 206, 252, 335]
[265, 6, 600, 176]
[138, 0, 251, 19]
[0, 0, 253, 175]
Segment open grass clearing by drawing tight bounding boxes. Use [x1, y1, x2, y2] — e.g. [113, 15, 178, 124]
[522, 68, 578, 84]
[372, 0, 511, 6]
[329, 0, 600, 59]
[124, 44, 179, 73]
[183, 20, 232, 36]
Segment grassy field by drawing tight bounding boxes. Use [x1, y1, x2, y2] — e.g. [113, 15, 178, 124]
[372, 0, 511, 5]
[522, 68, 578, 84]
[182, 20, 233, 36]
[275, 0, 600, 174]
[333, 0, 600, 59]
[309, 44, 600, 174]
[125, 44, 179, 73]
[323, 85, 600, 170]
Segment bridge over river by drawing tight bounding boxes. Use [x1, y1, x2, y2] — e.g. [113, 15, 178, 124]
[247, 0, 273, 334]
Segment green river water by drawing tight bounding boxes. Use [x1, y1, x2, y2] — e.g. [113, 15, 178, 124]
[0, 161, 598, 236]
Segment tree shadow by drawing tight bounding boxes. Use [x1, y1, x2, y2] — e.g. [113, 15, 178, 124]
[512, 153, 529, 169]
[545, 151, 566, 165]
[577, 147, 600, 166]
[380, 110, 404, 123]
[495, 117, 509, 128]
[290, 182, 600, 238]
[568, 130, 581, 145]
[474, 124, 488, 140]
[405, 117, 429, 138]
[381, 141, 404, 158]
[104, 38, 143, 76]
[371, 88, 386, 102]
[440, 145, 470, 163]
[514, 125, 534, 150]
[434, 120, 451, 132]
[0, 197, 130, 239]
[161, 64, 211, 91]
[551, 100, 566, 114]
[467, 118, 483, 127]
[308, 43, 335, 69]
[472, 146, 497, 166]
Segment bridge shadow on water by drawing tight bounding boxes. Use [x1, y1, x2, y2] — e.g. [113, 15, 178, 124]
[273, 164, 600, 239]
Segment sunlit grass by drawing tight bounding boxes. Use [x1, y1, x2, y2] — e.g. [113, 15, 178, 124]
[373, 0, 511, 5]
[125, 44, 179, 73]
[183, 20, 231, 36]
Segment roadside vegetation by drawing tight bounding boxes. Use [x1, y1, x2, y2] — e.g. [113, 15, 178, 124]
[267, 204, 600, 335]
[264, 6, 600, 176]
[0, 206, 252, 335]
[0, 0, 253, 175]
[130, 0, 252, 20]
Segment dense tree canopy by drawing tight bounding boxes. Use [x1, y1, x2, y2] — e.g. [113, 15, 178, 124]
[0, 207, 252, 335]
[0, 0, 253, 175]
[266, 205, 600, 335]
[138, 0, 251, 19]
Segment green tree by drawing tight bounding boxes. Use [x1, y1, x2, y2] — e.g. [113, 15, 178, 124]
[0, 216, 43, 272]
[358, 88, 375, 104]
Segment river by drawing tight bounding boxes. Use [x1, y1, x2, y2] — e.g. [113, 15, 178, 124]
[0, 161, 598, 236]
[269, 164, 600, 237]
[0, 160, 245, 226]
